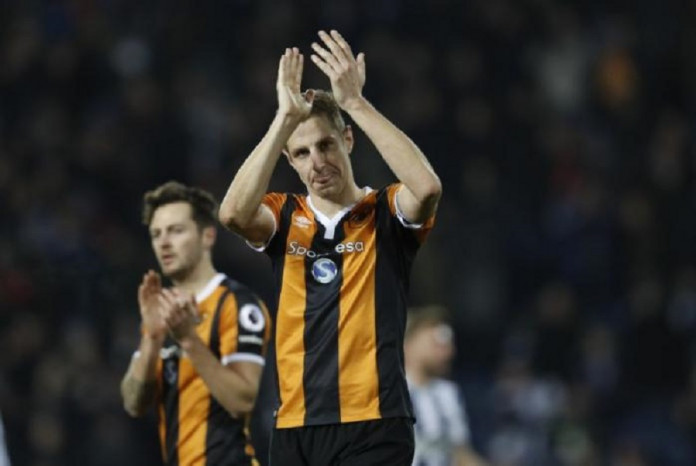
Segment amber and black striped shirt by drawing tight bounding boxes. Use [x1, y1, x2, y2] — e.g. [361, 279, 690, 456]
[256, 183, 435, 428]
[149, 273, 271, 465]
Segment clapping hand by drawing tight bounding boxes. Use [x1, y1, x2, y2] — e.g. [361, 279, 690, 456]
[158, 288, 200, 343]
[138, 270, 167, 340]
[310, 30, 366, 111]
[277, 47, 315, 122]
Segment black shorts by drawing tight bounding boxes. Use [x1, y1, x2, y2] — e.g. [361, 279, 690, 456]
[269, 417, 414, 466]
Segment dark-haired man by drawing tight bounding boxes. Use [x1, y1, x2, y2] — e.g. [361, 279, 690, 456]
[120, 181, 271, 466]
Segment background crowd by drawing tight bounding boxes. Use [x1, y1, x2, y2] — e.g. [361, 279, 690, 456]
[2, 0, 696, 464]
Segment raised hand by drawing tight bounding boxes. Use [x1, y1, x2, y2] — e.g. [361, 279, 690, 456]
[138, 270, 167, 340]
[158, 288, 199, 342]
[310, 30, 366, 111]
[277, 47, 314, 121]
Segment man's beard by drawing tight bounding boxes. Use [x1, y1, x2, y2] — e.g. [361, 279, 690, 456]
[162, 260, 194, 282]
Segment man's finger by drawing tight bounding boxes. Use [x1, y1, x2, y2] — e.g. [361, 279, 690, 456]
[158, 295, 172, 317]
[330, 30, 353, 57]
[318, 30, 350, 66]
[311, 43, 341, 73]
[296, 53, 304, 90]
[289, 48, 302, 89]
[277, 49, 291, 85]
[277, 54, 286, 82]
[310, 54, 338, 80]
[357, 52, 366, 83]
[160, 289, 178, 308]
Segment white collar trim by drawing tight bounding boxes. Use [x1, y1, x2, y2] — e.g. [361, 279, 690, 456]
[196, 273, 226, 303]
[307, 187, 373, 240]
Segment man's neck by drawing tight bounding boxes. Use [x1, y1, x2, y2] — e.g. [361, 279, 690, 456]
[172, 260, 218, 299]
[309, 183, 364, 218]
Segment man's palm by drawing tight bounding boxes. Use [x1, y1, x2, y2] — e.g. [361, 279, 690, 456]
[138, 271, 167, 337]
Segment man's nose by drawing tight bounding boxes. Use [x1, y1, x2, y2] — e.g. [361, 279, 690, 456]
[310, 149, 327, 168]
[158, 234, 172, 248]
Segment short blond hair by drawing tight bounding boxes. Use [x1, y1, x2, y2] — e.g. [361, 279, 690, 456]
[405, 305, 451, 340]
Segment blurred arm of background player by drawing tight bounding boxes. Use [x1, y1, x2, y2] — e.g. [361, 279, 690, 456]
[120, 271, 168, 417]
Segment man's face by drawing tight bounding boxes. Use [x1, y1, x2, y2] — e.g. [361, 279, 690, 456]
[285, 115, 354, 199]
[149, 202, 209, 280]
[411, 323, 456, 377]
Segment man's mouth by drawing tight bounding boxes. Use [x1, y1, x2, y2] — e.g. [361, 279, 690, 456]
[314, 173, 333, 184]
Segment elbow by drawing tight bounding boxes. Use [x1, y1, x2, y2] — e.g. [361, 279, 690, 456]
[218, 205, 246, 233]
[123, 401, 145, 418]
[222, 389, 258, 417]
[236, 397, 256, 415]
[234, 390, 258, 415]
[420, 175, 442, 205]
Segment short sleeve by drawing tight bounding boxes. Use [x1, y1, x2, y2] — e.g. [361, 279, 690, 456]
[386, 183, 436, 244]
[262, 192, 287, 227]
[218, 292, 272, 366]
[246, 192, 287, 252]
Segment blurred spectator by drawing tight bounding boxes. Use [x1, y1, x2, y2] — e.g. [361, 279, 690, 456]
[405, 307, 489, 466]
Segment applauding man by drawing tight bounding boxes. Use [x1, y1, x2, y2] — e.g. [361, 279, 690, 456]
[219, 30, 442, 465]
[120, 181, 271, 466]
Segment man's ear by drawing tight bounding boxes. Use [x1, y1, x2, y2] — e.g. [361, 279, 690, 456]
[343, 125, 354, 154]
[283, 149, 300, 174]
[202, 226, 217, 248]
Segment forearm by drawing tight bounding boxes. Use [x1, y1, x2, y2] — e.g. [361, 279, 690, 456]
[344, 97, 441, 201]
[180, 335, 259, 415]
[121, 336, 162, 417]
[219, 113, 299, 231]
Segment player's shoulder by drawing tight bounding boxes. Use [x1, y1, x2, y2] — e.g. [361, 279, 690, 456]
[218, 277, 264, 303]
[267, 191, 307, 203]
[219, 276, 249, 293]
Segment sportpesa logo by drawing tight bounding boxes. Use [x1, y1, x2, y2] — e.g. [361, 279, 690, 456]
[312, 258, 338, 284]
[287, 240, 364, 258]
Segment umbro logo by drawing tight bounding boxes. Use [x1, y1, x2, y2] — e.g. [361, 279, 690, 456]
[293, 216, 312, 229]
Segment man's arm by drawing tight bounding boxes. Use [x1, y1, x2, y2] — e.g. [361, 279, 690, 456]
[158, 289, 263, 416]
[121, 271, 167, 417]
[180, 336, 263, 415]
[343, 98, 442, 223]
[120, 334, 163, 417]
[311, 30, 442, 224]
[219, 47, 312, 243]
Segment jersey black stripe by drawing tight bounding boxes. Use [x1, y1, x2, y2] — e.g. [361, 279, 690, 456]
[302, 220, 345, 424]
[226, 278, 266, 355]
[161, 336, 180, 466]
[374, 188, 413, 418]
[208, 288, 231, 359]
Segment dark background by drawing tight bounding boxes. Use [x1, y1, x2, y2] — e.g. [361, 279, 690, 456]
[1, 0, 696, 464]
